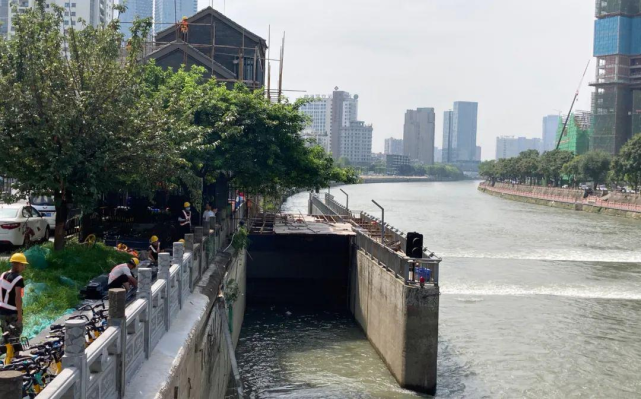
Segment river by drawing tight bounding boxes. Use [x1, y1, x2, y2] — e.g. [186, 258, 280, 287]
[236, 180, 641, 398]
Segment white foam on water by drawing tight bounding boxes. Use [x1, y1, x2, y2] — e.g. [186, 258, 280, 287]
[443, 283, 641, 300]
[441, 249, 641, 264]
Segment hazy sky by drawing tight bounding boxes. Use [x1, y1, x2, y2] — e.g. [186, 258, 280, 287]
[197, 0, 595, 159]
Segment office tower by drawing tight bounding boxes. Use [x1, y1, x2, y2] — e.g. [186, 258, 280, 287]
[403, 108, 435, 165]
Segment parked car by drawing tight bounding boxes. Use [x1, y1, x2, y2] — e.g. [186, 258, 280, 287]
[29, 195, 55, 230]
[0, 204, 49, 246]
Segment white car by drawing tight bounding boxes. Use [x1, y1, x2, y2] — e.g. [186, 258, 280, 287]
[0, 204, 50, 246]
[29, 195, 56, 231]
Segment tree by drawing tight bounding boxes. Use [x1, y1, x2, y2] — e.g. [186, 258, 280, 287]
[613, 133, 641, 191]
[515, 150, 541, 185]
[562, 156, 583, 188]
[580, 151, 612, 189]
[540, 150, 574, 186]
[141, 64, 358, 198]
[397, 164, 415, 176]
[0, 3, 166, 249]
[479, 160, 497, 181]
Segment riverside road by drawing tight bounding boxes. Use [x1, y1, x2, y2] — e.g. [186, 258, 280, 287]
[237, 180, 641, 398]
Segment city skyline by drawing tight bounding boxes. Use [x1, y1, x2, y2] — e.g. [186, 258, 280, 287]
[197, 0, 595, 160]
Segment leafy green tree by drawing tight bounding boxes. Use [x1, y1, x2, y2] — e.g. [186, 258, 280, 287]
[612, 133, 641, 191]
[562, 156, 584, 188]
[516, 150, 541, 185]
[540, 150, 574, 186]
[0, 3, 165, 249]
[580, 151, 612, 189]
[479, 160, 497, 181]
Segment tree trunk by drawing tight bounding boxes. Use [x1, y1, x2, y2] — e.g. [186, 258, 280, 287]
[54, 193, 69, 251]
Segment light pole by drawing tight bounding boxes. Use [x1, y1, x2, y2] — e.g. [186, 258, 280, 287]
[371, 199, 385, 244]
[340, 189, 349, 211]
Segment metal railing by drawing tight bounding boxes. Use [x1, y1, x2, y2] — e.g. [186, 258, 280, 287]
[30, 205, 247, 399]
[481, 183, 641, 213]
[317, 191, 441, 285]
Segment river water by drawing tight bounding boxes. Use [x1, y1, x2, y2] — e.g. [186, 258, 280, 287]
[236, 180, 641, 398]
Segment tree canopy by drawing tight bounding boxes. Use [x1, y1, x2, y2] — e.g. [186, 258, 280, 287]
[0, 2, 357, 249]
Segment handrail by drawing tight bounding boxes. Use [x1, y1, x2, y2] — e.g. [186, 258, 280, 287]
[36, 367, 79, 398]
[85, 327, 119, 364]
[482, 183, 641, 213]
[125, 298, 147, 322]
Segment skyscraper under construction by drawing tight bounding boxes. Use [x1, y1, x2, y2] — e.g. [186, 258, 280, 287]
[591, 0, 641, 154]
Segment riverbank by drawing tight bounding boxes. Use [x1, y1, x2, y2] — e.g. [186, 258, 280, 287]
[359, 175, 467, 184]
[478, 182, 641, 221]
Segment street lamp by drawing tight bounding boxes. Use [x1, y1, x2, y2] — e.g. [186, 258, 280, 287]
[371, 199, 385, 244]
[340, 189, 349, 211]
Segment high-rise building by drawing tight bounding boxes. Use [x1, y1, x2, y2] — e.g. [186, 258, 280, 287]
[119, 0, 152, 40]
[475, 146, 482, 161]
[556, 111, 591, 155]
[301, 89, 372, 164]
[384, 138, 403, 155]
[434, 147, 442, 163]
[154, 0, 196, 34]
[403, 108, 435, 165]
[542, 115, 560, 152]
[300, 95, 332, 153]
[452, 101, 478, 162]
[340, 121, 373, 166]
[495, 136, 542, 160]
[442, 110, 455, 163]
[2, 0, 113, 38]
[330, 90, 359, 158]
[591, 0, 641, 154]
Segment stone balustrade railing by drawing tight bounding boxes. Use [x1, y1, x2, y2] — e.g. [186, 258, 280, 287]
[21, 202, 248, 399]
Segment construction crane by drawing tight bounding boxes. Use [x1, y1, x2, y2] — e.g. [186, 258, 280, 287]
[555, 60, 592, 150]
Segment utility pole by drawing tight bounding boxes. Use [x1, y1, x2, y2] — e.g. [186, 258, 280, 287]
[277, 32, 285, 102]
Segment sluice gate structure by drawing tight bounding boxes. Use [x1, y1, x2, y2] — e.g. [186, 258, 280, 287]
[248, 192, 441, 394]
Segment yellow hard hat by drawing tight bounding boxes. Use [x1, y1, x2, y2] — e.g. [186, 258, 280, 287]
[129, 257, 140, 267]
[179, 239, 185, 243]
[150, 235, 159, 244]
[9, 253, 28, 265]
[184, 202, 190, 208]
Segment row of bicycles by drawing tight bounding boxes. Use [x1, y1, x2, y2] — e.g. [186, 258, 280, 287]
[0, 302, 108, 398]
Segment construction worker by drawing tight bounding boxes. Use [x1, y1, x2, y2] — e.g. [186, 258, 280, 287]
[0, 253, 28, 341]
[107, 258, 139, 291]
[148, 236, 160, 263]
[178, 201, 192, 237]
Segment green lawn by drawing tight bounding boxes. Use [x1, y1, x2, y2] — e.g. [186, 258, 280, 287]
[0, 242, 132, 338]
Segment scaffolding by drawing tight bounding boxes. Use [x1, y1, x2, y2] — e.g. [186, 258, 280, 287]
[595, 0, 641, 17]
[556, 112, 592, 155]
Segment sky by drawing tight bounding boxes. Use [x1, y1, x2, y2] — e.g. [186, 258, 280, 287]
[198, 0, 595, 160]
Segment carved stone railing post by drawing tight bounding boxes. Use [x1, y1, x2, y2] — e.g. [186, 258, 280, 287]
[173, 242, 184, 309]
[62, 319, 88, 398]
[0, 371, 22, 399]
[158, 253, 171, 331]
[109, 288, 127, 398]
[138, 268, 152, 359]
[194, 227, 204, 275]
[184, 234, 194, 290]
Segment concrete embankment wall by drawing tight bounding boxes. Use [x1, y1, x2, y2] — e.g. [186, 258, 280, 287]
[127, 249, 246, 399]
[480, 183, 641, 220]
[350, 249, 439, 394]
